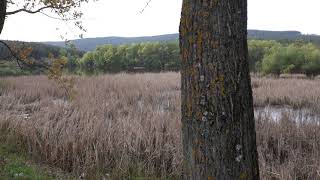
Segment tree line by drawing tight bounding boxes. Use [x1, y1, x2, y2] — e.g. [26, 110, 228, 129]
[249, 40, 320, 75]
[77, 42, 180, 74]
[2, 40, 320, 76]
[71, 40, 320, 76]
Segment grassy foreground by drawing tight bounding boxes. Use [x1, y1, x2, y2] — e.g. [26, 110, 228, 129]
[0, 140, 74, 180]
[0, 143, 50, 180]
[1, 73, 320, 179]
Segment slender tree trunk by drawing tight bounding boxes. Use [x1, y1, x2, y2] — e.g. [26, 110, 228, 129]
[0, 0, 6, 34]
[179, 0, 260, 179]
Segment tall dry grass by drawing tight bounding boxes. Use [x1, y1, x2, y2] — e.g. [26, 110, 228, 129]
[252, 77, 320, 110]
[0, 73, 320, 179]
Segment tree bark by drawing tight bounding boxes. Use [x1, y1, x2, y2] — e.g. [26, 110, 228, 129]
[179, 0, 260, 179]
[0, 0, 6, 34]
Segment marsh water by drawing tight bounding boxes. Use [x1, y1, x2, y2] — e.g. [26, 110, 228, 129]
[254, 106, 320, 123]
[139, 99, 320, 123]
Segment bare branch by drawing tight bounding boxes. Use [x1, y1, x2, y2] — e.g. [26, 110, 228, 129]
[40, 12, 77, 21]
[0, 40, 51, 72]
[140, 0, 152, 14]
[6, 5, 54, 15]
[7, 0, 15, 5]
[0, 40, 22, 68]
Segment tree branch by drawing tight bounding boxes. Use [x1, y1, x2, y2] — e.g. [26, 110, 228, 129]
[7, 0, 15, 5]
[140, 0, 152, 14]
[40, 12, 77, 21]
[6, 5, 54, 16]
[0, 40, 50, 72]
[0, 40, 23, 68]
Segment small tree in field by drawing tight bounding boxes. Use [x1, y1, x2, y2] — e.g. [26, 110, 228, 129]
[0, 0, 95, 99]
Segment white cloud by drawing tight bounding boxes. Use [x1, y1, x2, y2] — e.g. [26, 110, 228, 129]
[1, 0, 319, 41]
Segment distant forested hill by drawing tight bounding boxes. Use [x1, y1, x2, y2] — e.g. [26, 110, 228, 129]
[44, 30, 320, 51]
[248, 30, 302, 40]
[0, 40, 67, 60]
[247, 30, 320, 44]
[45, 34, 179, 52]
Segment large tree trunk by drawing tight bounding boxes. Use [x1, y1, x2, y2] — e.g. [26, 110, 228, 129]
[0, 0, 6, 34]
[179, 0, 260, 179]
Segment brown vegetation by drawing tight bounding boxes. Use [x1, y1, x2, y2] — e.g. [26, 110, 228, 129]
[0, 73, 320, 179]
[252, 77, 320, 110]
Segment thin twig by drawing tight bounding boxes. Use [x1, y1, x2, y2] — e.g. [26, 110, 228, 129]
[40, 12, 77, 21]
[140, 0, 152, 14]
[0, 40, 51, 73]
[6, 5, 54, 15]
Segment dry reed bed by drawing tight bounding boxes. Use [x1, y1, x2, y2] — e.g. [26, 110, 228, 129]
[0, 73, 320, 179]
[252, 77, 320, 110]
[0, 73, 182, 178]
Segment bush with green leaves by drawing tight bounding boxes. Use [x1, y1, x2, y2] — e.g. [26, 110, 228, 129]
[248, 40, 281, 72]
[78, 42, 180, 74]
[261, 43, 320, 76]
[75, 41, 320, 75]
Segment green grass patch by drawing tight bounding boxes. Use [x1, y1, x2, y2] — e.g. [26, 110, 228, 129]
[0, 142, 74, 180]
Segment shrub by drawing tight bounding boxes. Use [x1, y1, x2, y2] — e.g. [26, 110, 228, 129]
[261, 43, 320, 76]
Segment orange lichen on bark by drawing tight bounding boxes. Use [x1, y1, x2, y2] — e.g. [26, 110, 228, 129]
[180, 15, 191, 37]
[180, 17, 188, 36]
[217, 75, 226, 96]
[210, 0, 219, 7]
[191, 67, 197, 79]
[203, 0, 210, 7]
[181, 2, 190, 14]
[240, 172, 248, 180]
[218, 75, 225, 82]
[208, 176, 214, 180]
[194, 139, 199, 145]
[192, 149, 196, 159]
[196, 9, 209, 18]
[209, 75, 226, 96]
[196, 111, 203, 120]
[192, 148, 200, 161]
[188, 36, 194, 44]
[202, 11, 210, 18]
[186, 101, 192, 117]
[181, 48, 189, 62]
[180, 2, 192, 36]
[211, 40, 219, 49]
[208, 63, 214, 71]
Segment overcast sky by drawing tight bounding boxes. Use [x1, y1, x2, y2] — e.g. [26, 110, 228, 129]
[1, 0, 319, 42]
